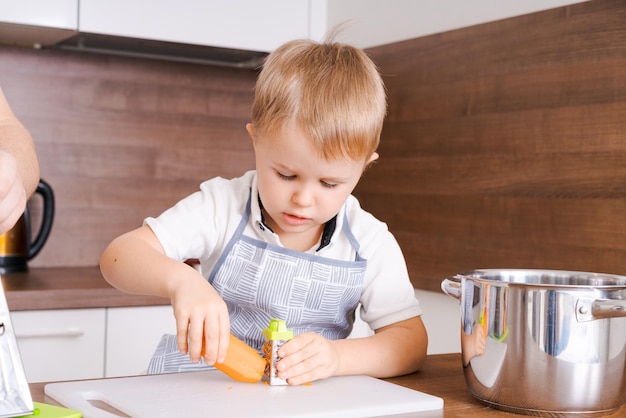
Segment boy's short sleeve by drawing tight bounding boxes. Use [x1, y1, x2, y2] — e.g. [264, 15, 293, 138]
[358, 230, 422, 331]
[343, 197, 422, 331]
[144, 190, 211, 261]
[143, 173, 253, 264]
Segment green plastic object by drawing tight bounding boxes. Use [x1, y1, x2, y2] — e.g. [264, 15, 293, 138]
[20, 402, 81, 417]
[263, 319, 293, 340]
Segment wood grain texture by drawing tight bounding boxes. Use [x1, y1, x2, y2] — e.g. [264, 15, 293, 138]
[358, 0, 626, 291]
[3, 267, 169, 310]
[2, 0, 626, 295]
[0, 47, 257, 268]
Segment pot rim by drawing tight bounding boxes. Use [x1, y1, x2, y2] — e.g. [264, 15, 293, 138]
[454, 268, 626, 289]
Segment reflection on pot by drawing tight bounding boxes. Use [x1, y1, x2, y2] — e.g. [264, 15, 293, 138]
[459, 281, 508, 388]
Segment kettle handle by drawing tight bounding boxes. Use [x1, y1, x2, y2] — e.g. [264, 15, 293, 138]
[28, 179, 55, 259]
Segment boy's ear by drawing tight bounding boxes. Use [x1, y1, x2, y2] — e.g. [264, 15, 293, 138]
[363, 152, 379, 172]
[246, 123, 257, 146]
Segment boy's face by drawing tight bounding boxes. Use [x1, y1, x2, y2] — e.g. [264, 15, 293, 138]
[247, 122, 377, 251]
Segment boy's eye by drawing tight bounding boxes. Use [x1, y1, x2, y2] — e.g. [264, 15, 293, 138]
[276, 171, 338, 188]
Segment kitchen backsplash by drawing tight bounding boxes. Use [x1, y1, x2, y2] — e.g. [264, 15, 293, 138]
[0, 46, 257, 269]
[359, 0, 626, 291]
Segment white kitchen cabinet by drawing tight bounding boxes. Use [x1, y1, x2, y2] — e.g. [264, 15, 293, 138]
[11, 305, 175, 383]
[79, 0, 312, 53]
[2, 1, 590, 54]
[415, 289, 461, 354]
[0, 0, 77, 30]
[11, 308, 106, 383]
[76, 0, 591, 54]
[105, 305, 176, 378]
[0, 0, 78, 46]
[79, 0, 590, 52]
[324, 0, 590, 49]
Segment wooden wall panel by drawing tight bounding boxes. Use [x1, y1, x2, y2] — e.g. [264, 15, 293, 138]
[0, 47, 257, 268]
[359, 0, 626, 291]
[2, 0, 625, 295]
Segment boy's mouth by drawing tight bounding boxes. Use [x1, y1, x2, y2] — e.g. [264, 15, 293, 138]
[282, 212, 310, 226]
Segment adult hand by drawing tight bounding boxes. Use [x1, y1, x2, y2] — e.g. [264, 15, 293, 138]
[0, 150, 28, 234]
[0, 87, 40, 234]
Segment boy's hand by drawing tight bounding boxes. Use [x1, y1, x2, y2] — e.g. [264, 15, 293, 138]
[170, 271, 230, 366]
[274, 332, 340, 385]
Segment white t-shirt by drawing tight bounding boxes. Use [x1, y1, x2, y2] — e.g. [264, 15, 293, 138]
[145, 170, 421, 331]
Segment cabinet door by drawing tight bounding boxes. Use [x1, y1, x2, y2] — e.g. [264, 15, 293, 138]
[415, 289, 461, 354]
[0, 0, 77, 29]
[105, 305, 176, 378]
[79, 0, 310, 52]
[11, 308, 106, 383]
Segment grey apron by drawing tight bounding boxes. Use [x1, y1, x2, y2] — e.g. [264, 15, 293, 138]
[147, 192, 367, 374]
[209, 192, 367, 351]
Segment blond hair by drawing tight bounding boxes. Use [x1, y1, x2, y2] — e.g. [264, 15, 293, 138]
[251, 38, 387, 161]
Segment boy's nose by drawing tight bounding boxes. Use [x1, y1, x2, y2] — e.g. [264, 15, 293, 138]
[291, 187, 313, 207]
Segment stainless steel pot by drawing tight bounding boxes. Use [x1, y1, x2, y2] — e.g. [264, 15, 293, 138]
[441, 269, 626, 417]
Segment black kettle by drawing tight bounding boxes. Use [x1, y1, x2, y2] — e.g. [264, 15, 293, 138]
[0, 179, 54, 274]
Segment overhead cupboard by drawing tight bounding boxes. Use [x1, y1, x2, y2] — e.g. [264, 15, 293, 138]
[78, 0, 312, 53]
[0, 0, 77, 45]
[1, 0, 315, 52]
[0, 0, 76, 30]
[2, 1, 590, 53]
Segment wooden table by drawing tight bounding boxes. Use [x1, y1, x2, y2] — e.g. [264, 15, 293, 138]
[27, 353, 626, 417]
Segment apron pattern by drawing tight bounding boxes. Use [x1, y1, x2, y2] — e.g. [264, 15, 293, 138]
[212, 234, 366, 351]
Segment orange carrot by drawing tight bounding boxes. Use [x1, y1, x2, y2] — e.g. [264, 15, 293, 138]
[213, 334, 266, 383]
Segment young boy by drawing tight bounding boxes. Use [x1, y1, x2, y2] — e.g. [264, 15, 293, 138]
[100, 38, 428, 385]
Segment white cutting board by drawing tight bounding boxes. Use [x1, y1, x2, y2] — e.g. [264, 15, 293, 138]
[45, 370, 443, 418]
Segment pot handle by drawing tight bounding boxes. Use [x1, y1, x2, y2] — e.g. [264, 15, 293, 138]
[576, 298, 626, 322]
[441, 275, 463, 300]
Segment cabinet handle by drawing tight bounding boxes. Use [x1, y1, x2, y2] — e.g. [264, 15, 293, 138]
[16, 328, 85, 339]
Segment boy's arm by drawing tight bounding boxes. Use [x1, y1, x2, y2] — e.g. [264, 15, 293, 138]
[100, 225, 184, 298]
[276, 315, 428, 385]
[336, 316, 428, 377]
[100, 225, 231, 365]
